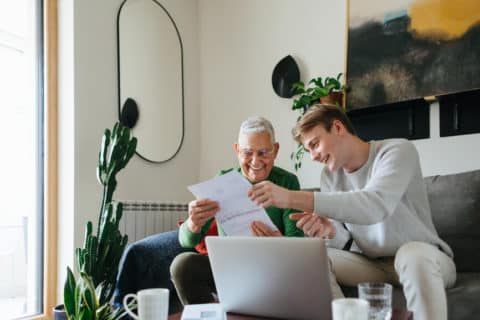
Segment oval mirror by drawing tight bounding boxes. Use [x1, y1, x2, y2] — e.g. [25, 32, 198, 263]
[117, 0, 184, 163]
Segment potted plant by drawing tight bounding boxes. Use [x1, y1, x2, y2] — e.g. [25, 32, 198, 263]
[290, 73, 345, 170]
[291, 73, 345, 112]
[55, 122, 137, 320]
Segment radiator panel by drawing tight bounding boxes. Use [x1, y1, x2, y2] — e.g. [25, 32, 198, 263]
[119, 201, 188, 244]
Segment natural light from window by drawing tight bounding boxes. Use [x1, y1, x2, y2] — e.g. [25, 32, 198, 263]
[0, 0, 43, 318]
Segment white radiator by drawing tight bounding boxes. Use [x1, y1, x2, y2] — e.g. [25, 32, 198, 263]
[119, 201, 188, 244]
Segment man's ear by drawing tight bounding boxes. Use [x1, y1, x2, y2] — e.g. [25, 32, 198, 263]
[332, 119, 345, 135]
[273, 142, 280, 155]
[234, 143, 240, 155]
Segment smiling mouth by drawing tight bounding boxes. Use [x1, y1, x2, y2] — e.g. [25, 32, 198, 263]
[321, 155, 330, 164]
[249, 165, 264, 171]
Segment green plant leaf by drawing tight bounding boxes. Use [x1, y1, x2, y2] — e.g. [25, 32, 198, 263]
[96, 304, 110, 320]
[292, 81, 305, 94]
[64, 267, 77, 319]
[309, 77, 323, 87]
[314, 87, 328, 97]
[80, 272, 98, 313]
[78, 308, 93, 320]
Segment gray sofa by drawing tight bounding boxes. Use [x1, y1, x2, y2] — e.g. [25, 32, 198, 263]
[416, 169, 480, 318]
[423, 169, 480, 319]
[114, 169, 480, 319]
[342, 169, 480, 319]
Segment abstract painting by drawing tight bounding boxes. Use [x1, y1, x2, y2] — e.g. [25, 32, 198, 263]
[346, 0, 480, 110]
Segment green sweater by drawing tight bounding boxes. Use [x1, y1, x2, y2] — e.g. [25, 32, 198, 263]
[179, 166, 303, 248]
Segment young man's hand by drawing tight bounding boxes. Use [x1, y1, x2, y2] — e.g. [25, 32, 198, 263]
[248, 181, 290, 208]
[186, 198, 219, 233]
[290, 213, 335, 239]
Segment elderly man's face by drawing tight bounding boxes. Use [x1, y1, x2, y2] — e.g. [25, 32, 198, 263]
[234, 132, 279, 183]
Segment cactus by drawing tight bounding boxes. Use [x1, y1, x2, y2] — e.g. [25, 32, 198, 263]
[64, 122, 137, 319]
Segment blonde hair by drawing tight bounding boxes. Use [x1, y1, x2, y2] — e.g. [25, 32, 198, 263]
[292, 104, 356, 143]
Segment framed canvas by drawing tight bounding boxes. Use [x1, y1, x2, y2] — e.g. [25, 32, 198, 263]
[346, 0, 480, 111]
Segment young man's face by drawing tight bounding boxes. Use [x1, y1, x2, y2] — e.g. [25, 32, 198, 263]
[301, 121, 345, 172]
[234, 132, 279, 183]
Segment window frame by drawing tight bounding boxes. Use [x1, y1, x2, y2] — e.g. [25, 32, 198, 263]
[29, 0, 58, 319]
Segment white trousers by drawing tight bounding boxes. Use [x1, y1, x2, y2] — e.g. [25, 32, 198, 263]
[328, 241, 456, 320]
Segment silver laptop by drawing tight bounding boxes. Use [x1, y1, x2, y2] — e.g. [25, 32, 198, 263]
[206, 236, 332, 320]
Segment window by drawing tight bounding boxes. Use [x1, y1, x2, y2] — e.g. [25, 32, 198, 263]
[0, 0, 56, 318]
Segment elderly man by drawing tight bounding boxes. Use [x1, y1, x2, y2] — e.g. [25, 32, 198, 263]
[249, 105, 456, 320]
[170, 116, 303, 305]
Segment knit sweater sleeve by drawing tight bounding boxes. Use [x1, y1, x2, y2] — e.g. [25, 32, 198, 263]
[319, 170, 351, 249]
[178, 218, 214, 248]
[314, 141, 419, 224]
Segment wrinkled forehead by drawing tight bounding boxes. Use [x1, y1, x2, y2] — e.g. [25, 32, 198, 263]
[238, 132, 274, 148]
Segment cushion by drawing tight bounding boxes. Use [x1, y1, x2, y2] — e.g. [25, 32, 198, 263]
[446, 273, 480, 320]
[424, 170, 480, 272]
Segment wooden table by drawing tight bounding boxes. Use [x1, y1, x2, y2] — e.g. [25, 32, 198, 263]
[169, 309, 412, 319]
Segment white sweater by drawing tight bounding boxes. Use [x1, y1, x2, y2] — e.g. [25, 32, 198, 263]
[315, 139, 453, 258]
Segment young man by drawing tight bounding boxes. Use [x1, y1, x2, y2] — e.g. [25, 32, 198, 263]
[249, 104, 456, 320]
[170, 116, 303, 305]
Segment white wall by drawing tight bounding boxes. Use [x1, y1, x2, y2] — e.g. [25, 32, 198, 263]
[57, 0, 200, 299]
[198, 0, 347, 186]
[197, 0, 480, 187]
[57, 0, 75, 303]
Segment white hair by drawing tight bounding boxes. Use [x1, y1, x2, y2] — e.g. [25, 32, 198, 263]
[238, 116, 276, 143]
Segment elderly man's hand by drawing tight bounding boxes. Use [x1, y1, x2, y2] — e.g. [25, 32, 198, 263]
[251, 221, 282, 237]
[290, 213, 335, 238]
[248, 181, 289, 208]
[186, 198, 219, 233]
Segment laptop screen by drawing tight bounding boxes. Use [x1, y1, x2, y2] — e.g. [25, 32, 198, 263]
[206, 237, 332, 320]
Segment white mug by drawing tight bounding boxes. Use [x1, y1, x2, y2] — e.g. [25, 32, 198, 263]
[332, 298, 369, 320]
[123, 288, 169, 320]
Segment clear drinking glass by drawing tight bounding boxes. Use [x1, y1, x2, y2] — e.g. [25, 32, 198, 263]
[332, 298, 369, 320]
[357, 282, 392, 320]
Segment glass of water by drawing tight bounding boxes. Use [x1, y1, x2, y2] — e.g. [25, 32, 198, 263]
[357, 282, 392, 320]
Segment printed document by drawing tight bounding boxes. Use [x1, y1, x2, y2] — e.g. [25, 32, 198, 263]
[188, 171, 278, 236]
[181, 303, 225, 320]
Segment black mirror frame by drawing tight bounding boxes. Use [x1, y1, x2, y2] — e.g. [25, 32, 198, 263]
[116, 0, 185, 164]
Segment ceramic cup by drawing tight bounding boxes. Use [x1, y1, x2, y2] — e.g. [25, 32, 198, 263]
[123, 288, 169, 320]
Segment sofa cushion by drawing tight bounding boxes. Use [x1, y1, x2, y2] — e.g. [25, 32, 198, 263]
[447, 273, 480, 320]
[424, 169, 480, 272]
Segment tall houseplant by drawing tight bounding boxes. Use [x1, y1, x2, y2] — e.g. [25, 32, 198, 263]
[63, 122, 137, 320]
[290, 73, 345, 170]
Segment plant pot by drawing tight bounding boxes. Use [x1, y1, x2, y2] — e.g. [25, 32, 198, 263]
[320, 91, 344, 107]
[53, 304, 67, 320]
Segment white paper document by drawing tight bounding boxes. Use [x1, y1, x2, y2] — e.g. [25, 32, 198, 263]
[187, 171, 278, 236]
[181, 303, 225, 320]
